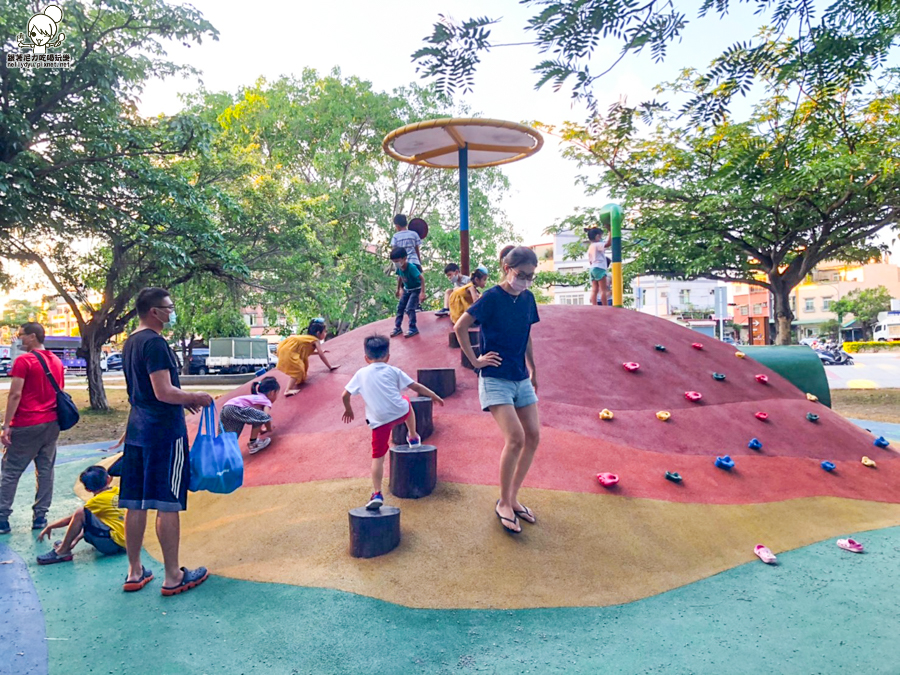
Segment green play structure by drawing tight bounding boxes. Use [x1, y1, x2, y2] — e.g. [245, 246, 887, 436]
[743, 346, 832, 408]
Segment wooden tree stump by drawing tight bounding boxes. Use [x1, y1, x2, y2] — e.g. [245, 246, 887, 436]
[449, 329, 481, 349]
[389, 444, 438, 499]
[348, 506, 401, 558]
[417, 368, 456, 398]
[391, 396, 434, 444]
[461, 345, 482, 371]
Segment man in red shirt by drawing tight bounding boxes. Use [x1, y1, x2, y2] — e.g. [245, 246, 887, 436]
[0, 323, 65, 534]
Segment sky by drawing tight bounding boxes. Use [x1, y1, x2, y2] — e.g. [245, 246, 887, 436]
[136, 0, 785, 246]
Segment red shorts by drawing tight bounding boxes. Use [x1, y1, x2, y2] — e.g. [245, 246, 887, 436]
[371, 396, 411, 459]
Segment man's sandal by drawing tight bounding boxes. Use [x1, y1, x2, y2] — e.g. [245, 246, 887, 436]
[161, 566, 209, 597]
[513, 505, 536, 524]
[495, 501, 521, 534]
[123, 566, 154, 592]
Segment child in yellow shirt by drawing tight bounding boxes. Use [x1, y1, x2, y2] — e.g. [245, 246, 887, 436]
[36, 466, 126, 564]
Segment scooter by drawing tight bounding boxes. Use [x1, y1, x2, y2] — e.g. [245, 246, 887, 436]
[815, 346, 854, 366]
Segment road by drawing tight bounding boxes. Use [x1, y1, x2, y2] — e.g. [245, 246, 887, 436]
[822, 352, 900, 389]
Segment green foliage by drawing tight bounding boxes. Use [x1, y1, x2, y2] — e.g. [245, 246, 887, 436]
[541, 60, 900, 343]
[414, 0, 900, 122]
[831, 287, 893, 339]
[819, 318, 842, 340]
[0, 299, 44, 328]
[843, 340, 900, 353]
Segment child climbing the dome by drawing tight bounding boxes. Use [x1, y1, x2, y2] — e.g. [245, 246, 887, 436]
[449, 266, 489, 324]
[435, 263, 470, 317]
[341, 334, 444, 510]
[277, 318, 339, 397]
[220, 376, 281, 454]
[454, 246, 541, 534]
[587, 226, 612, 307]
[390, 247, 426, 338]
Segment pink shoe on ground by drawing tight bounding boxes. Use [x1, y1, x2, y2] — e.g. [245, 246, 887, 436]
[837, 538, 864, 553]
[754, 544, 777, 564]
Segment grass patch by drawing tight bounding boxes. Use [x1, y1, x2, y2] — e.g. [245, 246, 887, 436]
[831, 389, 900, 424]
[0, 386, 232, 446]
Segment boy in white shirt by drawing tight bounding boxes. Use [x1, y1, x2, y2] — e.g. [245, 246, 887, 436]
[342, 334, 444, 510]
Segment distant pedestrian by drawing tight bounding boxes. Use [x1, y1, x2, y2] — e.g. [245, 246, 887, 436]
[119, 287, 212, 595]
[0, 322, 65, 535]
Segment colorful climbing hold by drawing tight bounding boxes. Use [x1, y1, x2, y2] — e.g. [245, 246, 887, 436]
[861, 456, 877, 468]
[806, 393, 819, 402]
[755, 412, 769, 421]
[748, 438, 763, 451]
[874, 436, 890, 448]
[715, 455, 735, 471]
[598, 409, 614, 421]
[665, 471, 682, 483]
[622, 362, 640, 372]
[656, 411, 671, 421]
[755, 374, 769, 384]
[691, 342, 704, 350]
[807, 412, 820, 422]
[684, 391, 703, 402]
[655, 344, 666, 352]
[712, 372, 726, 381]
[596, 472, 620, 487]
[821, 461, 836, 472]
[735, 351, 746, 358]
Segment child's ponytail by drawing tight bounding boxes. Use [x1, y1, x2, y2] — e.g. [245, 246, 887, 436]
[306, 317, 326, 336]
[252, 376, 280, 396]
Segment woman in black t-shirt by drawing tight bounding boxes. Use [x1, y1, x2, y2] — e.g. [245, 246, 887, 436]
[454, 246, 541, 535]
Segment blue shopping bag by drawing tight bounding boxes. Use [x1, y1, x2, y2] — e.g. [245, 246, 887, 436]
[189, 405, 244, 494]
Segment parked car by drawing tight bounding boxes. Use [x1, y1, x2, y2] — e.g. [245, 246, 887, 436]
[187, 348, 210, 375]
[103, 353, 123, 371]
[0, 358, 11, 377]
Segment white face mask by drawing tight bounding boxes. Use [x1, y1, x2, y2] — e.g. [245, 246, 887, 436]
[507, 275, 532, 294]
[155, 307, 176, 328]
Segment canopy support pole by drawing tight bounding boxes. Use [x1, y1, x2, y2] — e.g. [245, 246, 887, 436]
[459, 145, 470, 276]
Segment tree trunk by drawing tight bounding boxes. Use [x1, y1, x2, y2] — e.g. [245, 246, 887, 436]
[770, 282, 794, 345]
[82, 326, 110, 411]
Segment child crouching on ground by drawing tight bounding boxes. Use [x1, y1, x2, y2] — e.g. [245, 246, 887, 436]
[341, 335, 444, 510]
[221, 376, 280, 454]
[36, 466, 126, 564]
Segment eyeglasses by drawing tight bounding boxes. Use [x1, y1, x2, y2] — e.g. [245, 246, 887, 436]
[510, 272, 535, 282]
[155, 304, 176, 310]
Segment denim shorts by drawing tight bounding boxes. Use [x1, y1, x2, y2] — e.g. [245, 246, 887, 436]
[478, 375, 538, 411]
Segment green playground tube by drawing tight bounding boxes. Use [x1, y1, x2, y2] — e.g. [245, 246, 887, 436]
[742, 346, 831, 408]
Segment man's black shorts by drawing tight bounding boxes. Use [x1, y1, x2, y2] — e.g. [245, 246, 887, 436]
[119, 434, 189, 512]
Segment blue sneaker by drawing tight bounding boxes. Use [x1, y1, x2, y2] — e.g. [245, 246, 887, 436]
[0, 520, 9, 535]
[366, 492, 384, 511]
[407, 435, 422, 448]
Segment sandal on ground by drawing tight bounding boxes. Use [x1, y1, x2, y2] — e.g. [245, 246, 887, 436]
[495, 501, 521, 534]
[161, 566, 209, 597]
[123, 566, 154, 592]
[513, 505, 536, 524]
[754, 544, 777, 564]
[837, 538, 864, 553]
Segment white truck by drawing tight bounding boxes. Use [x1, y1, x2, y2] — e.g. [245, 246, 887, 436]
[205, 337, 272, 374]
[873, 299, 900, 341]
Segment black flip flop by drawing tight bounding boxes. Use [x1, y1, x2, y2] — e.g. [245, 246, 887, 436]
[513, 505, 536, 524]
[495, 501, 521, 534]
[123, 566, 154, 592]
[161, 566, 209, 597]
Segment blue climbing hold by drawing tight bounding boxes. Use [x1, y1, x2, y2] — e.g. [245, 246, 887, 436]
[748, 438, 762, 451]
[712, 372, 726, 381]
[821, 461, 836, 472]
[806, 412, 819, 422]
[874, 436, 890, 448]
[655, 344, 666, 352]
[715, 455, 735, 471]
[665, 471, 683, 483]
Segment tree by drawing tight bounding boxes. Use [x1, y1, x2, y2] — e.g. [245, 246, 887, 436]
[831, 287, 892, 340]
[541, 59, 900, 344]
[0, 0, 240, 410]
[0, 299, 44, 328]
[819, 318, 842, 341]
[413, 1, 900, 123]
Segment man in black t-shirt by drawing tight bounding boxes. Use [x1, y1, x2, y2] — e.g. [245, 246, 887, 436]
[119, 287, 213, 596]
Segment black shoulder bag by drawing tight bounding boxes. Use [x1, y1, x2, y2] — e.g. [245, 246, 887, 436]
[32, 351, 80, 431]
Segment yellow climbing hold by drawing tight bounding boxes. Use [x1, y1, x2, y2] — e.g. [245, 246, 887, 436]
[735, 351, 746, 359]
[806, 393, 819, 402]
[861, 456, 877, 468]
[656, 411, 671, 421]
[599, 409, 614, 421]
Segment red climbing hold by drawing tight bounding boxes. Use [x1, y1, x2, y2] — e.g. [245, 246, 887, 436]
[623, 362, 640, 372]
[755, 412, 769, 421]
[755, 374, 769, 384]
[596, 472, 620, 487]
[691, 343, 704, 350]
[684, 391, 703, 402]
